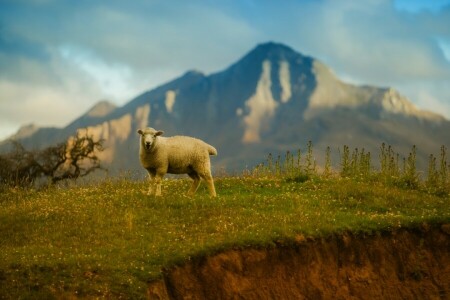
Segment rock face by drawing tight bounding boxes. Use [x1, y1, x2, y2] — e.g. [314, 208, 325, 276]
[148, 226, 450, 299]
[3, 42, 450, 174]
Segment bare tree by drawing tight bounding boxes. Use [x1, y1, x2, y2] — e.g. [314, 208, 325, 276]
[0, 133, 105, 186]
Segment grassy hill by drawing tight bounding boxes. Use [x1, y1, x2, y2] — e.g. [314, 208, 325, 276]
[1, 145, 449, 298]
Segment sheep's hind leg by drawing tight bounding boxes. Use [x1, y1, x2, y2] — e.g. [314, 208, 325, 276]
[200, 172, 216, 198]
[188, 172, 201, 196]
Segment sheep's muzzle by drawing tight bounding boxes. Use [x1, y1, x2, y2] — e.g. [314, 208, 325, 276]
[145, 142, 151, 150]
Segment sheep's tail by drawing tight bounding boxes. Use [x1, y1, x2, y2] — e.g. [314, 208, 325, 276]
[207, 144, 217, 156]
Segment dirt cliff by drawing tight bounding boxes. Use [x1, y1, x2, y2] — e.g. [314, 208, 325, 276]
[148, 224, 450, 299]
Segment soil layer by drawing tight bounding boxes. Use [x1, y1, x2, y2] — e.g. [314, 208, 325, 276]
[148, 225, 450, 299]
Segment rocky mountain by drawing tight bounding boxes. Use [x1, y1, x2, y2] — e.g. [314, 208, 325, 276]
[3, 42, 450, 175]
[9, 123, 41, 140]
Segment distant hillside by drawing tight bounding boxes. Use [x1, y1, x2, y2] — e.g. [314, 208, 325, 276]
[3, 42, 450, 174]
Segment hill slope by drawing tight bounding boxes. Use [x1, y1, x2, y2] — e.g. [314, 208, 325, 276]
[1, 174, 449, 298]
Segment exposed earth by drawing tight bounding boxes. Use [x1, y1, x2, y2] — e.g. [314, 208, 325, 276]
[148, 224, 450, 299]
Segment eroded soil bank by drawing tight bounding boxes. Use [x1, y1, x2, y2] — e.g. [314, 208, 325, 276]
[148, 225, 450, 299]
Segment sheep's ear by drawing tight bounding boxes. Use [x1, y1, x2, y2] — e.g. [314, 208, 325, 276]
[156, 131, 164, 136]
[137, 129, 143, 135]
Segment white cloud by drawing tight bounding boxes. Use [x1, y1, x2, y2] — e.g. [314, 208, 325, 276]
[58, 2, 261, 74]
[0, 1, 263, 140]
[58, 44, 133, 101]
[395, 80, 450, 117]
[273, 0, 450, 118]
[0, 48, 110, 138]
[0, 80, 84, 133]
[299, 0, 449, 80]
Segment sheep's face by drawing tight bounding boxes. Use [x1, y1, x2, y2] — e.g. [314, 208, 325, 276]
[138, 128, 164, 151]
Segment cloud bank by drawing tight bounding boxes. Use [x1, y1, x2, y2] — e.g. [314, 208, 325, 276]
[0, 0, 449, 139]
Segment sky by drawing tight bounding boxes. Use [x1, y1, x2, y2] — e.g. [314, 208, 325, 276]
[1, 0, 450, 140]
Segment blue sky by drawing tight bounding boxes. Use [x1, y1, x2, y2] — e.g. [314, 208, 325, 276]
[1, 0, 450, 140]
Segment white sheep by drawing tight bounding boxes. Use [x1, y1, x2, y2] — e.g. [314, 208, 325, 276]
[137, 127, 217, 197]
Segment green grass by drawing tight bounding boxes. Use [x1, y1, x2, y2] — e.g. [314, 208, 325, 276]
[1, 173, 449, 299]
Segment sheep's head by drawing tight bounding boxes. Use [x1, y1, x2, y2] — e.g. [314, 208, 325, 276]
[137, 128, 164, 151]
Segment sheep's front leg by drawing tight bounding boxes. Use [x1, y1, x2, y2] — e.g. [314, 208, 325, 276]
[154, 171, 165, 197]
[147, 174, 154, 196]
[146, 169, 156, 196]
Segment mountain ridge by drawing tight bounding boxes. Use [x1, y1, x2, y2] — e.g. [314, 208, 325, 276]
[3, 42, 449, 173]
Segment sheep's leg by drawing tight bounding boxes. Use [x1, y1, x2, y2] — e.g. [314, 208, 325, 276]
[146, 169, 156, 196]
[200, 172, 216, 198]
[154, 172, 164, 197]
[188, 172, 201, 196]
[147, 174, 154, 195]
[206, 177, 217, 198]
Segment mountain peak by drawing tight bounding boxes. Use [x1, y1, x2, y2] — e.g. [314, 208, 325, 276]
[254, 41, 295, 53]
[183, 69, 204, 77]
[10, 123, 40, 140]
[247, 41, 307, 61]
[86, 100, 117, 118]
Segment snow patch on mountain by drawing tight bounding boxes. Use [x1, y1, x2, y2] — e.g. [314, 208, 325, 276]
[135, 104, 150, 130]
[279, 61, 292, 103]
[305, 61, 354, 120]
[165, 90, 176, 113]
[243, 60, 278, 143]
